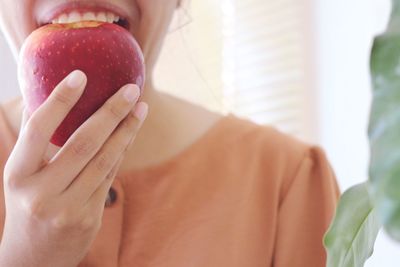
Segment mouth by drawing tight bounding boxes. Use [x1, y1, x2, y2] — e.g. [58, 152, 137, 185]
[38, 2, 131, 30]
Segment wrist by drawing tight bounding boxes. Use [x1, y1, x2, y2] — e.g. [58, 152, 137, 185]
[0, 243, 39, 267]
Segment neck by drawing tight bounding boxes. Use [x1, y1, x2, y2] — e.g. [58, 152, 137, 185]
[135, 79, 172, 142]
[118, 80, 184, 172]
[117, 79, 221, 173]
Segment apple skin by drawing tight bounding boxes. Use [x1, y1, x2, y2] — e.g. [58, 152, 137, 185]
[18, 21, 145, 146]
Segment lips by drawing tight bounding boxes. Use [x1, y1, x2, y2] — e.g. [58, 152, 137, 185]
[37, 1, 131, 30]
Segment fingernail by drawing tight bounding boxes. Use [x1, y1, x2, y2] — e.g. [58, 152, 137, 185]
[67, 70, 86, 88]
[133, 102, 148, 122]
[123, 85, 140, 103]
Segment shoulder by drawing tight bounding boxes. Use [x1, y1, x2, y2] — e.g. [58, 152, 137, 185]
[215, 114, 335, 196]
[218, 114, 311, 167]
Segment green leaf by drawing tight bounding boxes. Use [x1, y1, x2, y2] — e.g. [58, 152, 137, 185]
[324, 183, 381, 267]
[369, 0, 400, 241]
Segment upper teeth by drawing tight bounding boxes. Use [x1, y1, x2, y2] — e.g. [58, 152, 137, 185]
[51, 11, 120, 24]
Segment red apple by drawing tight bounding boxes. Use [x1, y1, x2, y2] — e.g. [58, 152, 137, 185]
[18, 21, 145, 146]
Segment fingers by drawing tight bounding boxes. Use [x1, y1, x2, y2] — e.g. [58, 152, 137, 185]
[19, 108, 30, 136]
[7, 70, 87, 178]
[64, 102, 148, 206]
[87, 153, 124, 214]
[44, 144, 62, 164]
[41, 84, 141, 192]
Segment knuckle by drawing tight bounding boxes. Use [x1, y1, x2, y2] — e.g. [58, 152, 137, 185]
[104, 101, 126, 120]
[71, 136, 95, 157]
[26, 115, 40, 130]
[79, 216, 99, 232]
[95, 152, 114, 172]
[52, 89, 76, 106]
[52, 209, 75, 230]
[51, 210, 101, 234]
[125, 112, 141, 131]
[24, 117, 45, 143]
[4, 174, 21, 191]
[3, 165, 21, 190]
[24, 198, 47, 221]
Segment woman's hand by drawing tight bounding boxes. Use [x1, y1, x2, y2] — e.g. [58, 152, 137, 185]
[0, 70, 148, 267]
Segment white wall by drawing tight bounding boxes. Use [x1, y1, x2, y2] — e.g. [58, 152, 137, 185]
[314, 0, 400, 266]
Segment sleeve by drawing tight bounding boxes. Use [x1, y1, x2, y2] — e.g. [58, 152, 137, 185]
[272, 146, 340, 267]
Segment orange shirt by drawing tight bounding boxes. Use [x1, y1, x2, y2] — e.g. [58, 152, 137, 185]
[0, 109, 339, 267]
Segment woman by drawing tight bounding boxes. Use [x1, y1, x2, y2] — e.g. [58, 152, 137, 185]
[0, 0, 340, 266]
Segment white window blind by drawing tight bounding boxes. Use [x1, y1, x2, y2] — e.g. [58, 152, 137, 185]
[221, 0, 316, 141]
[156, 0, 316, 141]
